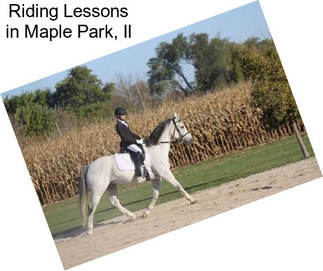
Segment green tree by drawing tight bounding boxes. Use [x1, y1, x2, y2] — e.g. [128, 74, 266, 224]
[147, 33, 244, 96]
[14, 102, 56, 136]
[53, 66, 114, 119]
[237, 39, 309, 158]
[148, 33, 194, 96]
[4, 89, 52, 114]
[189, 34, 238, 92]
[4, 89, 57, 136]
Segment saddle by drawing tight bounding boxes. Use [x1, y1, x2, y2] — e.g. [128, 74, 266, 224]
[115, 152, 138, 171]
[115, 152, 151, 180]
[114, 150, 149, 167]
[116, 144, 151, 180]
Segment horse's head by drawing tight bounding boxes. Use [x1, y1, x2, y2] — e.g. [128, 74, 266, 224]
[171, 113, 193, 144]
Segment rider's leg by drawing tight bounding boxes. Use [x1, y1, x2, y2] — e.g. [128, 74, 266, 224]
[127, 144, 144, 177]
[126, 144, 142, 153]
[133, 152, 143, 177]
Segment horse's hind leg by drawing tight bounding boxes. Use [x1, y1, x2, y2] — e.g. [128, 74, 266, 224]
[107, 183, 136, 220]
[142, 177, 161, 218]
[87, 191, 104, 235]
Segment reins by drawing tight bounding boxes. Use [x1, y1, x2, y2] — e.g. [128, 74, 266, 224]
[155, 140, 180, 145]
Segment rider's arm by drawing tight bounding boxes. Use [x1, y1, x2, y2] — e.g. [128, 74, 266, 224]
[116, 124, 139, 144]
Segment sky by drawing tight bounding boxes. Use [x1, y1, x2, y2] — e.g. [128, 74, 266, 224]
[2, 1, 271, 98]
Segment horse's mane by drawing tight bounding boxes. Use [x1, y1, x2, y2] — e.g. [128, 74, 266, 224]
[145, 118, 172, 146]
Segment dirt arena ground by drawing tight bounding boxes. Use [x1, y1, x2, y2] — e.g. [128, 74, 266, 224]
[54, 158, 321, 269]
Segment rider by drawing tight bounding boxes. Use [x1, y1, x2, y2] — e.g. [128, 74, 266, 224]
[114, 107, 146, 182]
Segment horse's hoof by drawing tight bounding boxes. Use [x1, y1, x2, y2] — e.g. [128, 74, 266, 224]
[190, 198, 198, 204]
[129, 214, 137, 221]
[86, 229, 93, 235]
[142, 210, 150, 218]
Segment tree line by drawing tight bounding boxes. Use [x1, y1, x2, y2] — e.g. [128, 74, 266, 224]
[4, 33, 302, 151]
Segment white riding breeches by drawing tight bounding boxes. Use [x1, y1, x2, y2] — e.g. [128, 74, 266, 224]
[127, 144, 142, 154]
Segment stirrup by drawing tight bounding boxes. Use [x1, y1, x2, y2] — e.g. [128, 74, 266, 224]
[140, 165, 151, 181]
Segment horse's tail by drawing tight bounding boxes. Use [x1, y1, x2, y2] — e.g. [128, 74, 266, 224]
[78, 165, 89, 228]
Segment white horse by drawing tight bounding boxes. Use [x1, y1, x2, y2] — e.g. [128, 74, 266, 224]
[78, 113, 197, 235]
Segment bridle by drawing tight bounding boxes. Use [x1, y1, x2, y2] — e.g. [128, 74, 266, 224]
[157, 117, 190, 145]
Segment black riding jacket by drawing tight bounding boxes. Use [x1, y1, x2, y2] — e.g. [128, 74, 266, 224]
[116, 119, 140, 151]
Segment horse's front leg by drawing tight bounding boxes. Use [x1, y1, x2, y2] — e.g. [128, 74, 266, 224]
[142, 177, 161, 218]
[159, 168, 197, 204]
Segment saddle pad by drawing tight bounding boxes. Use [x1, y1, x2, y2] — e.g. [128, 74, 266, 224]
[115, 153, 149, 171]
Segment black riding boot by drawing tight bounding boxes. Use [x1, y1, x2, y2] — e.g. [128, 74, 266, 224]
[133, 152, 143, 177]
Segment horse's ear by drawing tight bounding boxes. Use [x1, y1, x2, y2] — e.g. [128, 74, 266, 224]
[174, 112, 178, 119]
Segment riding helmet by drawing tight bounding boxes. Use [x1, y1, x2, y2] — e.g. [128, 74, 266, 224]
[114, 107, 127, 116]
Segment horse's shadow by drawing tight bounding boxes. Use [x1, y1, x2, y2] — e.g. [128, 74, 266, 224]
[54, 175, 235, 241]
[53, 219, 124, 240]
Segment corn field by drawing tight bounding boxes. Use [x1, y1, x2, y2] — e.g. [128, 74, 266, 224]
[21, 83, 303, 206]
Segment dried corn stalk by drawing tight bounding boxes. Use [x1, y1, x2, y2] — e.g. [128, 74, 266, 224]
[21, 83, 303, 205]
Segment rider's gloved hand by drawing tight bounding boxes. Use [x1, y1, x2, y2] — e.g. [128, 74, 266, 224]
[136, 139, 144, 145]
